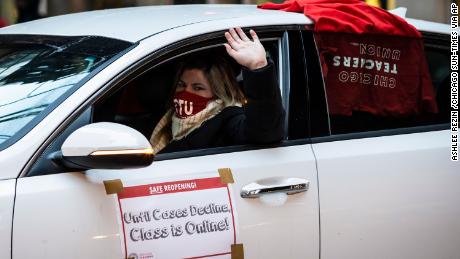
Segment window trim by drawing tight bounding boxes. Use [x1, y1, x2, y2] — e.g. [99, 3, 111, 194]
[281, 31, 291, 138]
[154, 141, 292, 161]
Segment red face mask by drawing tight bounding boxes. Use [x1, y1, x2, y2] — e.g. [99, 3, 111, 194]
[173, 91, 213, 119]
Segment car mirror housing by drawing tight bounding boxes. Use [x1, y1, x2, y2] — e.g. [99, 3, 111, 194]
[51, 122, 154, 170]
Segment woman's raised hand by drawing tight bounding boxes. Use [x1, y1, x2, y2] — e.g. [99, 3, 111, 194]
[224, 28, 268, 70]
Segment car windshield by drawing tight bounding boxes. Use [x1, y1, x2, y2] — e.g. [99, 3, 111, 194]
[0, 35, 132, 148]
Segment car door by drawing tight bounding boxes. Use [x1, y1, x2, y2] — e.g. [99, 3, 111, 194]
[12, 27, 319, 259]
[302, 27, 460, 259]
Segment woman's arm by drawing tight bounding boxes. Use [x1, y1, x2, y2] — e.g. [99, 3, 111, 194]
[223, 28, 285, 144]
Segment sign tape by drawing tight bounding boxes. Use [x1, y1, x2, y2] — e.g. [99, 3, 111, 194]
[231, 244, 244, 259]
[218, 168, 234, 184]
[103, 179, 123, 195]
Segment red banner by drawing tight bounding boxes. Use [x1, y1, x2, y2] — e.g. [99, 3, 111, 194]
[315, 32, 437, 116]
[118, 177, 226, 199]
[259, 0, 438, 116]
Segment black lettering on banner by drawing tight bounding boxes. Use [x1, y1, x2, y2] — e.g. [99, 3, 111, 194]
[152, 208, 189, 220]
[123, 202, 232, 243]
[189, 203, 229, 216]
[130, 228, 140, 242]
[170, 224, 183, 237]
[185, 218, 230, 235]
[124, 211, 151, 224]
[129, 227, 169, 242]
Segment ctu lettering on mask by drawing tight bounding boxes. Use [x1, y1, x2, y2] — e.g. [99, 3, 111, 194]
[173, 91, 212, 119]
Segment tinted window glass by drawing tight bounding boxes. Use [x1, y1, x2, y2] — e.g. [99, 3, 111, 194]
[287, 30, 309, 140]
[0, 36, 131, 148]
[301, 30, 329, 138]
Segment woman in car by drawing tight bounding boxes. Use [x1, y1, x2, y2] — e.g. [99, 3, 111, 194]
[150, 27, 284, 154]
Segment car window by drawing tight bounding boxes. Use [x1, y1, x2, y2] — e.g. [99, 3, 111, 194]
[92, 34, 283, 156]
[305, 30, 450, 137]
[0, 35, 132, 150]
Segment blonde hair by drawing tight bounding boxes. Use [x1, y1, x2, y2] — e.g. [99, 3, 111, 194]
[173, 55, 245, 106]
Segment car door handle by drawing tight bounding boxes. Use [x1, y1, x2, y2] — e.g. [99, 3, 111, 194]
[240, 178, 310, 198]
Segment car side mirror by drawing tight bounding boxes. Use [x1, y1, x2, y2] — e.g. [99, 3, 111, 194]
[50, 122, 154, 170]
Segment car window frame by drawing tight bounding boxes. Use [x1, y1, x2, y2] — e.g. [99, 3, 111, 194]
[22, 25, 312, 177]
[103, 27, 291, 161]
[93, 34, 286, 160]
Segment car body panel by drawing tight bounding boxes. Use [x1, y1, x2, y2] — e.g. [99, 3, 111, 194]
[13, 173, 122, 259]
[313, 130, 460, 259]
[14, 146, 319, 259]
[406, 18, 451, 34]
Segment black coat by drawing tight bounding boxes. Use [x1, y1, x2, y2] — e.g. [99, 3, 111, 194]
[160, 62, 284, 153]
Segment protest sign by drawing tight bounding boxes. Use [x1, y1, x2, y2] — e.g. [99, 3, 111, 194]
[114, 176, 238, 259]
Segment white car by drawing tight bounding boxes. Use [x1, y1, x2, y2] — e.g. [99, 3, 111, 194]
[0, 4, 458, 259]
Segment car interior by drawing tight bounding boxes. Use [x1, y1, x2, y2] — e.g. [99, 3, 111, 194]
[92, 41, 280, 140]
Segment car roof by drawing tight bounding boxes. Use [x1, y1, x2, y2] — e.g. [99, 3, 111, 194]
[0, 4, 450, 43]
[0, 5, 311, 42]
[406, 18, 451, 35]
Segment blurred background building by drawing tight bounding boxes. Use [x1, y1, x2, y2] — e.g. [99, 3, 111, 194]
[0, 0, 457, 27]
[366, 0, 455, 23]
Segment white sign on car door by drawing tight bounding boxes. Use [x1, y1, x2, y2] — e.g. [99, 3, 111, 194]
[114, 175, 239, 259]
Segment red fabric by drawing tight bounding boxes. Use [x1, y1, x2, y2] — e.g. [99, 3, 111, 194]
[259, 0, 438, 116]
[173, 91, 213, 118]
[0, 18, 8, 28]
[315, 33, 437, 116]
[259, 0, 420, 37]
[116, 88, 145, 115]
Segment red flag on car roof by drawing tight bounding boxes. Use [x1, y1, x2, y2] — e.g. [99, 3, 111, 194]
[259, 0, 438, 117]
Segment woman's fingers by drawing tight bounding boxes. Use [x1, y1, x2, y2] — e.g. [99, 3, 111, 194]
[236, 27, 250, 41]
[225, 28, 257, 50]
[249, 29, 259, 42]
[224, 43, 237, 57]
[225, 31, 240, 50]
[224, 28, 266, 70]
[229, 28, 242, 43]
